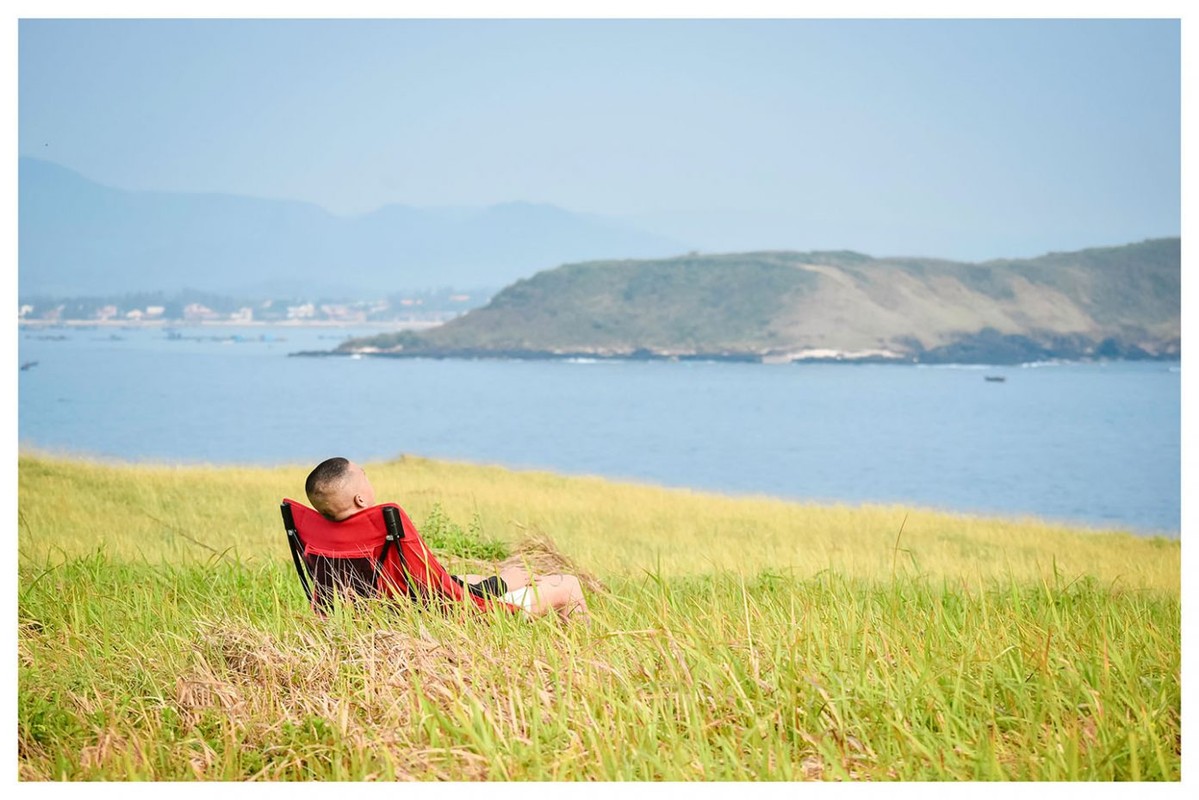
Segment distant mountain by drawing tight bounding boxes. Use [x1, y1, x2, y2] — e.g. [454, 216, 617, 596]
[334, 239, 1181, 364]
[18, 157, 688, 296]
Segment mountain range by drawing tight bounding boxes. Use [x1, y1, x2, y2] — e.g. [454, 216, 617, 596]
[20, 157, 1181, 364]
[334, 239, 1181, 364]
[18, 157, 686, 297]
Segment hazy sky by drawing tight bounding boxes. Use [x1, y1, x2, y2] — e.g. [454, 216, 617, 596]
[18, 17, 1181, 260]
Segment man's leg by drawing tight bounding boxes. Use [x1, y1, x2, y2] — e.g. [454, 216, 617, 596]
[455, 565, 534, 590]
[497, 563, 533, 590]
[502, 572, 589, 621]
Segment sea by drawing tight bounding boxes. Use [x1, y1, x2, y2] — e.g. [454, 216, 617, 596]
[17, 324, 1182, 537]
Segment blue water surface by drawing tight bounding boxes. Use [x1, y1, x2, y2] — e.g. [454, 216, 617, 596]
[17, 325, 1181, 535]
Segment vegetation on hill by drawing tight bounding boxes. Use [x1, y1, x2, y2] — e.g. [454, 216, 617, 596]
[336, 238, 1180, 363]
[18, 454, 1180, 780]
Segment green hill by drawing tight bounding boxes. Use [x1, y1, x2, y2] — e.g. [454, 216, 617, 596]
[337, 238, 1180, 363]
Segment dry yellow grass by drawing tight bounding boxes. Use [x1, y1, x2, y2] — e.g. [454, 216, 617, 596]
[18, 451, 1179, 592]
[17, 452, 1180, 780]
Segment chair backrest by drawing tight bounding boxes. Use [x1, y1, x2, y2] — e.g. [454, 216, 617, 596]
[280, 498, 517, 616]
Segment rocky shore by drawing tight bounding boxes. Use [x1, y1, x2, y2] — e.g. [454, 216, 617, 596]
[290, 327, 1179, 365]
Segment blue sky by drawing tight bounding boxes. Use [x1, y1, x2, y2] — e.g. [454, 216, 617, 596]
[18, 16, 1181, 261]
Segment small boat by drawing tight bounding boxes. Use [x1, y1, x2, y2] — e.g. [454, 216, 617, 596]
[984, 375, 1006, 382]
[20, 360, 38, 371]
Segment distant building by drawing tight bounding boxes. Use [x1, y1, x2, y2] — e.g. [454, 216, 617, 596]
[95, 305, 119, 321]
[145, 306, 165, 318]
[125, 309, 144, 321]
[230, 307, 254, 323]
[320, 304, 366, 323]
[19, 305, 32, 318]
[287, 303, 315, 320]
[183, 303, 219, 322]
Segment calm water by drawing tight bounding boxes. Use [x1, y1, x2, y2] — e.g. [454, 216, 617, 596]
[18, 325, 1181, 535]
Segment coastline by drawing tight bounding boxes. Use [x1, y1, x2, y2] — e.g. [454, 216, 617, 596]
[288, 344, 1182, 367]
[18, 318, 444, 330]
[17, 447, 1181, 540]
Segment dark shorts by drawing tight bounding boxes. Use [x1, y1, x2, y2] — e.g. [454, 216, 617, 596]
[450, 574, 508, 599]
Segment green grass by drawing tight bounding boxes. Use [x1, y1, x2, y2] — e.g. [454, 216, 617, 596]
[17, 453, 1181, 780]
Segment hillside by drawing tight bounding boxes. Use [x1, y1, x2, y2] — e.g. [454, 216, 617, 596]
[336, 238, 1180, 363]
[18, 157, 685, 296]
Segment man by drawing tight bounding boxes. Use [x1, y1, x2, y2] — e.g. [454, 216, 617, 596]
[304, 457, 589, 621]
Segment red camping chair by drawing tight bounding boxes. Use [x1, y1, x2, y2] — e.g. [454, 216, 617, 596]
[280, 499, 521, 616]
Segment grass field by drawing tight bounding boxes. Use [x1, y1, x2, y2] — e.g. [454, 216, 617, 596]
[17, 453, 1181, 780]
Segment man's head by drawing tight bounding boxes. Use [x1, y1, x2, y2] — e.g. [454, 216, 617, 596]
[305, 457, 377, 521]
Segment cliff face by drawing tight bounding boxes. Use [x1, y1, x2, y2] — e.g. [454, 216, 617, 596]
[339, 238, 1181, 363]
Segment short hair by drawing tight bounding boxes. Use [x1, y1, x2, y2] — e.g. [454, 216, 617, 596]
[305, 457, 350, 506]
